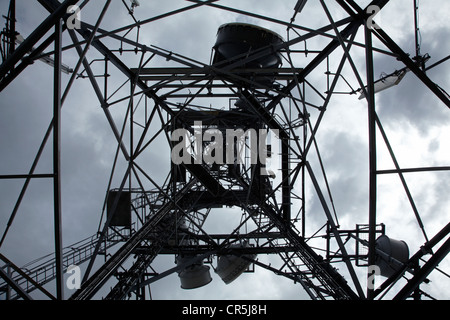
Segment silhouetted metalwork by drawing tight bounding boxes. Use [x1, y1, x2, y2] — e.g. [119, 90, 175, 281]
[0, 0, 449, 300]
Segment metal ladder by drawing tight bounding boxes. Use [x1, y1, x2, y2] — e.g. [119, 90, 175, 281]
[70, 179, 197, 300]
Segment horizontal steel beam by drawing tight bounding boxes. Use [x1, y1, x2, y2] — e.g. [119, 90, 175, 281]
[0, 174, 54, 180]
[132, 67, 303, 75]
[133, 67, 303, 82]
[139, 75, 300, 82]
[376, 166, 450, 175]
[138, 245, 299, 255]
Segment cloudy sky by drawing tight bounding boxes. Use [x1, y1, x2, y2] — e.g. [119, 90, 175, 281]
[0, 0, 449, 300]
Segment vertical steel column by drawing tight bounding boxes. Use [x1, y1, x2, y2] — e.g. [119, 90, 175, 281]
[53, 18, 64, 300]
[413, 0, 420, 59]
[9, 0, 16, 56]
[6, 264, 11, 300]
[365, 24, 377, 300]
[282, 137, 291, 222]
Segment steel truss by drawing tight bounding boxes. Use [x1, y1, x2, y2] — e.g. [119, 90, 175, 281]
[0, 0, 449, 300]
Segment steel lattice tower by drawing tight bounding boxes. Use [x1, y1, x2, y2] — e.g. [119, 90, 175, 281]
[0, 0, 449, 300]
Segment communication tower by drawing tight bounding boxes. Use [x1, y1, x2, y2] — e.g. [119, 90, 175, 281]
[0, 0, 449, 300]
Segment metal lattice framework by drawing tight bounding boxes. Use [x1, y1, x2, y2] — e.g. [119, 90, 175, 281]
[0, 0, 449, 300]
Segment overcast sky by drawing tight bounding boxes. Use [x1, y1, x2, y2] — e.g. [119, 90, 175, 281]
[0, 0, 449, 300]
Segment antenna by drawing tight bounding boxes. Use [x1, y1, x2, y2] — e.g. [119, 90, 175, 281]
[356, 0, 431, 99]
[357, 68, 409, 99]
